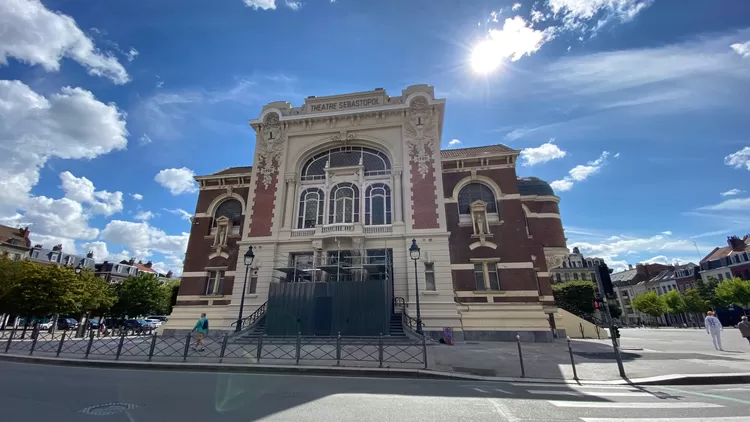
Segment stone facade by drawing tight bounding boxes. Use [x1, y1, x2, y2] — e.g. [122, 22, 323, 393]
[169, 85, 568, 341]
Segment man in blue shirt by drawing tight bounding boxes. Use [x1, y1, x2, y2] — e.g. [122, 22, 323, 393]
[192, 313, 209, 351]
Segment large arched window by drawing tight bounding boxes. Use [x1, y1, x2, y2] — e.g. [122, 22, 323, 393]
[212, 199, 243, 235]
[302, 146, 391, 179]
[365, 183, 391, 225]
[298, 188, 324, 228]
[457, 183, 497, 214]
[329, 183, 359, 224]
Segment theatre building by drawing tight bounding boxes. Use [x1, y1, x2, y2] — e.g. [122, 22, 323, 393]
[169, 85, 569, 342]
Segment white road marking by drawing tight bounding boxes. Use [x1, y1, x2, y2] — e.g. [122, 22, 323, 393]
[510, 382, 637, 390]
[471, 387, 489, 393]
[493, 388, 512, 394]
[549, 401, 723, 409]
[527, 390, 651, 397]
[581, 417, 750, 422]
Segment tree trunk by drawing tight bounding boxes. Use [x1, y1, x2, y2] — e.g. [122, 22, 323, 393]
[20, 316, 30, 339]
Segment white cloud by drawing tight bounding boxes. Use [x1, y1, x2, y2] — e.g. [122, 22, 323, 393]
[731, 41, 750, 58]
[476, 16, 555, 64]
[154, 167, 198, 195]
[139, 133, 153, 146]
[59, 171, 123, 216]
[512, 2, 522, 11]
[0, 80, 127, 219]
[285, 0, 302, 10]
[100, 220, 188, 260]
[131, 193, 144, 201]
[134, 211, 155, 221]
[448, 138, 462, 146]
[520, 141, 567, 166]
[642, 255, 693, 266]
[721, 189, 743, 197]
[661, 231, 672, 236]
[0, 0, 129, 84]
[550, 151, 610, 192]
[243, 0, 277, 9]
[11, 196, 100, 241]
[547, 0, 653, 32]
[697, 197, 750, 212]
[725, 146, 750, 171]
[81, 241, 131, 263]
[165, 208, 192, 221]
[126, 47, 139, 62]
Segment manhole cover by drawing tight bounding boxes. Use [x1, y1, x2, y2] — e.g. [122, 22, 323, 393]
[79, 403, 140, 416]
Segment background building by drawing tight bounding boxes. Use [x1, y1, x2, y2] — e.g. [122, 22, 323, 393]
[169, 85, 569, 341]
[699, 235, 750, 282]
[28, 244, 95, 270]
[0, 225, 31, 260]
[550, 247, 605, 285]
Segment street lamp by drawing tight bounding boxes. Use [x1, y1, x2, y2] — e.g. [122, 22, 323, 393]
[74, 261, 85, 338]
[235, 246, 255, 332]
[409, 239, 423, 335]
[75, 262, 83, 274]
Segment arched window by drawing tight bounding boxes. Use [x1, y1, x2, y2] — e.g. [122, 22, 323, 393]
[302, 146, 391, 179]
[457, 183, 497, 214]
[298, 188, 324, 228]
[213, 199, 242, 233]
[365, 183, 391, 225]
[329, 183, 359, 224]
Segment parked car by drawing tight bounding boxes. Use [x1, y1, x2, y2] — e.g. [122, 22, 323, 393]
[123, 319, 154, 334]
[37, 321, 53, 330]
[57, 318, 78, 330]
[88, 319, 100, 329]
[146, 315, 169, 323]
[143, 318, 162, 327]
[138, 319, 157, 330]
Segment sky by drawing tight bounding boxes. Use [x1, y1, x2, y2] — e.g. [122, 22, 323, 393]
[0, 0, 749, 275]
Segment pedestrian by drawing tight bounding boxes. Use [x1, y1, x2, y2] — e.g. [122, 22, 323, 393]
[704, 311, 723, 351]
[192, 313, 208, 351]
[738, 316, 750, 347]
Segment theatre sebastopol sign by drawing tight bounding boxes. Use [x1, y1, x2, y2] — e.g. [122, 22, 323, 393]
[308, 96, 382, 113]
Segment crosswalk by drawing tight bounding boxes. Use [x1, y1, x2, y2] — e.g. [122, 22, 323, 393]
[461, 382, 750, 421]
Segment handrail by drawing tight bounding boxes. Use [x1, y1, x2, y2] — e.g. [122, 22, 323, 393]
[230, 301, 268, 328]
[393, 296, 425, 335]
[393, 296, 405, 312]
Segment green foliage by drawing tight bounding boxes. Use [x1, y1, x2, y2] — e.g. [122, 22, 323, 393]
[552, 280, 596, 316]
[682, 288, 709, 313]
[77, 270, 117, 315]
[632, 291, 666, 318]
[696, 278, 720, 309]
[165, 280, 180, 315]
[1, 260, 81, 317]
[663, 289, 686, 314]
[714, 277, 750, 308]
[111, 273, 172, 318]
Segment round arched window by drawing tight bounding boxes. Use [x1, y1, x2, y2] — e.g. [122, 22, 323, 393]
[214, 199, 242, 227]
[457, 183, 497, 214]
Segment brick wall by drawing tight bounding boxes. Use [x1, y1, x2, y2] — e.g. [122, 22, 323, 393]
[410, 151, 439, 229]
[731, 263, 750, 280]
[178, 276, 206, 296]
[248, 162, 278, 237]
[523, 200, 560, 214]
[528, 218, 566, 247]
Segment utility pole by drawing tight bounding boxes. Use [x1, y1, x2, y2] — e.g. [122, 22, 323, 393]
[602, 296, 626, 378]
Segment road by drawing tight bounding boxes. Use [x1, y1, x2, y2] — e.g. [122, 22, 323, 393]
[1, 361, 749, 421]
[619, 327, 750, 354]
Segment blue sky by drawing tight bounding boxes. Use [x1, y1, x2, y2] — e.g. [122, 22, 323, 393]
[1, 0, 749, 273]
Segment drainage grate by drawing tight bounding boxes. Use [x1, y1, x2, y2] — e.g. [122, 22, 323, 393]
[79, 403, 140, 416]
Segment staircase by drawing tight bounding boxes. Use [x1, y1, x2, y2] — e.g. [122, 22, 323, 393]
[232, 315, 266, 344]
[389, 313, 405, 337]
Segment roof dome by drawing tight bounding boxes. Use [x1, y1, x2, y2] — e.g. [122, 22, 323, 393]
[517, 177, 555, 196]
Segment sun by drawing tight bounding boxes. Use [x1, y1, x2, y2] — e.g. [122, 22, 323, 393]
[470, 40, 502, 74]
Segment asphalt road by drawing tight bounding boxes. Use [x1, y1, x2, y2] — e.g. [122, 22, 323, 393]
[1, 361, 749, 421]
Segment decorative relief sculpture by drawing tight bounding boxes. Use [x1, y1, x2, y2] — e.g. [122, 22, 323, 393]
[404, 97, 437, 178]
[546, 255, 565, 270]
[256, 113, 285, 189]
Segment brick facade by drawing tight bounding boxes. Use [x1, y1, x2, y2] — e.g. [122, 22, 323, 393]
[409, 152, 440, 230]
[248, 163, 278, 237]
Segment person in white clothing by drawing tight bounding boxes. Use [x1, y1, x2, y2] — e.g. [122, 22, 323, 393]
[705, 311, 723, 351]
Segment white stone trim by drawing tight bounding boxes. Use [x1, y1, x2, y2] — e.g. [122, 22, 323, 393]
[449, 174, 503, 201]
[539, 295, 554, 301]
[204, 192, 247, 217]
[469, 241, 497, 250]
[536, 272, 550, 277]
[520, 195, 560, 204]
[455, 290, 539, 297]
[496, 262, 535, 269]
[182, 271, 236, 277]
[528, 212, 560, 219]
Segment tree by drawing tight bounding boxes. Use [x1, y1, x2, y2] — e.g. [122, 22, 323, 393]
[663, 289, 686, 325]
[111, 273, 171, 318]
[552, 280, 596, 317]
[4, 261, 81, 318]
[683, 288, 709, 326]
[696, 277, 720, 309]
[714, 277, 750, 309]
[163, 280, 180, 315]
[632, 292, 666, 321]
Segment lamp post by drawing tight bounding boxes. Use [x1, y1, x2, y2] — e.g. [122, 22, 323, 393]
[74, 262, 86, 338]
[409, 239, 423, 335]
[235, 246, 255, 332]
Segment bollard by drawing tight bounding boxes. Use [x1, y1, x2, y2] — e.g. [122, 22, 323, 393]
[4, 327, 16, 353]
[29, 327, 39, 356]
[219, 334, 228, 363]
[56, 331, 67, 357]
[335, 332, 341, 366]
[116, 333, 125, 360]
[85, 331, 95, 359]
[567, 337, 578, 381]
[595, 324, 601, 340]
[295, 332, 302, 365]
[378, 333, 384, 368]
[147, 333, 158, 361]
[422, 332, 428, 370]
[256, 334, 264, 362]
[516, 334, 525, 378]
[183, 331, 191, 361]
[579, 323, 584, 339]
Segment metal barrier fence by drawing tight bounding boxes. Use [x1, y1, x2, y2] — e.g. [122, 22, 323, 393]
[0, 328, 427, 368]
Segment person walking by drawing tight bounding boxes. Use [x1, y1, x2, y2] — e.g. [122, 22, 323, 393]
[738, 316, 750, 347]
[705, 311, 723, 351]
[192, 313, 209, 351]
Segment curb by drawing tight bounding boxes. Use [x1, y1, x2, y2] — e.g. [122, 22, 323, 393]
[2, 353, 748, 386]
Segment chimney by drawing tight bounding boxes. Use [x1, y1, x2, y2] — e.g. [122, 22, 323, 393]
[86, 250, 94, 259]
[52, 244, 62, 252]
[103, 260, 109, 267]
[34, 244, 43, 249]
[166, 270, 173, 278]
[727, 235, 745, 252]
[19, 227, 30, 238]
[145, 261, 153, 269]
[128, 257, 135, 265]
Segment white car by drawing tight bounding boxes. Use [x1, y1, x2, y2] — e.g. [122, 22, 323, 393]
[143, 318, 162, 327]
[38, 321, 53, 330]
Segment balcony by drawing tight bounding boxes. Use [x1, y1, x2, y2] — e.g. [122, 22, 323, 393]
[289, 223, 395, 239]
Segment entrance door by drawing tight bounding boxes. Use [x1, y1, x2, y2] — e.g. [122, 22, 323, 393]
[313, 296, 333, 336]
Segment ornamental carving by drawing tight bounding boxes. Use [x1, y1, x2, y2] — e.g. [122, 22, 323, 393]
[257, 113, 285, 189]
[332, 130, 356, 144]
[546, 255, 565, 270]
[404, 97, 437, 178]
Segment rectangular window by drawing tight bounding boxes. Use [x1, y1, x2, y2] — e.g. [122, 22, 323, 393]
[717, 273, 724, 281]
[474, 264, 485, 291]
[205, 270, 225, 295]
[487, 265, 500, 290]
[249, 269, 258, 294]
[726, 272, 732, 280]
[474, 263, 500, 291]
[424, 262, 436, 291]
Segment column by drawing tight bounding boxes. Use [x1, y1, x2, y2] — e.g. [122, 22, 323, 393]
[393, 170, 403, 223]
[284, 179, 296, 228]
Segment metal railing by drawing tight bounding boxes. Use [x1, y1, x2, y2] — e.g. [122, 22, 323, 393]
[393, 297, 424, 335]
[230, 301, 267, 331]
[363, 225, 393, 234]
[0, 326, 426, 368]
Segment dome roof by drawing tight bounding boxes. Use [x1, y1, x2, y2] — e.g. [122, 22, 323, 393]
[517, 177, 555, 196]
